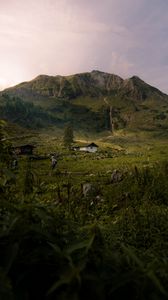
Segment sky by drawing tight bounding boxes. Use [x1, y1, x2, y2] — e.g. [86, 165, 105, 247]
[0, 0, 168, 93]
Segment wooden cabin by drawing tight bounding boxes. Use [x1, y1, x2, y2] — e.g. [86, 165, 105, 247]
[73, 142, 98, 153]
[12, 144, 35, 155]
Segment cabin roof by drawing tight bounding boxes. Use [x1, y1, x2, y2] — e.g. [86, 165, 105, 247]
[13, 144, 35, 149]
[72, 142, 98, 150]
[87, 143, 98, 148]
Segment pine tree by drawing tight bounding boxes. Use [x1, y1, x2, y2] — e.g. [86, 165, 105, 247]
[63, 124, 74, 148]
[0, 120, 12, 166]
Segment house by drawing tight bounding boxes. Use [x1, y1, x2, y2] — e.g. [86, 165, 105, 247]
[12, 144, 35, 155]
[73, 142, 98, 153]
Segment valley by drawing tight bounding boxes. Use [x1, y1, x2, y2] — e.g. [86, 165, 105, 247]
[0, 71, 168, 299]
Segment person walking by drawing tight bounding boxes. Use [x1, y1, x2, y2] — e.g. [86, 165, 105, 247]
[51, 155, 57, 170]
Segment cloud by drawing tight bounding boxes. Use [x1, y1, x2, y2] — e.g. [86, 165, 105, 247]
[0, 0, 168, 93]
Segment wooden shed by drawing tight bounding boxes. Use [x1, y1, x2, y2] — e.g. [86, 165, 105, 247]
[13, 144, 35, 155]
[73, 142, 98, 153]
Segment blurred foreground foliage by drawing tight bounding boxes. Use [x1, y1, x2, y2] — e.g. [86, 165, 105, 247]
[0, 122, 168, 299]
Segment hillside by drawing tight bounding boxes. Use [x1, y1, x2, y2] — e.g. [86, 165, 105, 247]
[1, 70, 168, 133]
[1, 112, 168, 300]
[1, 72, 168, 300]
[2, 70, 167, 101]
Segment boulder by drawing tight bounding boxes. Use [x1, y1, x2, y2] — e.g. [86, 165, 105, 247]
[110, 169, 123, 183]
[82, 183, 95, 197]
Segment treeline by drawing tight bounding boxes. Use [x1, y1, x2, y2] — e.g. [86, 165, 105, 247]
[0, 95, 62, 128]
[0, 94, 126, 132]
[50, 100, 125, 132]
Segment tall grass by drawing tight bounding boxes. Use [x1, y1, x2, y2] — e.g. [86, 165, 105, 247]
[0, 160, 168, 299]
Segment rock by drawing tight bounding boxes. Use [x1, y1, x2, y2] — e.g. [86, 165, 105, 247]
[82, 183, 95, 197]
[110, 170, 123, 183]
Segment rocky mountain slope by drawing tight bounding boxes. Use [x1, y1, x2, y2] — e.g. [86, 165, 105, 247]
[1, 70, 168, 133]
[2, 70, 167, 101]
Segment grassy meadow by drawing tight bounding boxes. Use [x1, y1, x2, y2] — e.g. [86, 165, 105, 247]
[0, 126, 168, 299]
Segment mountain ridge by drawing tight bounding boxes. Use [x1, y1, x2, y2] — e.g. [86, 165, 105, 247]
[1, 70, 167, 101]
[0, 70, 168, 133]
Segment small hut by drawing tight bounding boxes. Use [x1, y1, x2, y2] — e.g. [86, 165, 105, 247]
[13, 144, 35, 155]
[72, 142, 98, 153]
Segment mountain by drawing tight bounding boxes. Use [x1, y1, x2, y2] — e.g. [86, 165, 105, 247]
[2, 70, 167, 101]
[1, 70, 168, 133]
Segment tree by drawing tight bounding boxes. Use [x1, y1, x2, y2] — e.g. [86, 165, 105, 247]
[63, 124, 74, 148]
[0, 120, 12, 166]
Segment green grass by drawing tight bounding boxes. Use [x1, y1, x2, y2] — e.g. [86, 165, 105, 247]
[8, 128, 168, 200]
[1, 126, 168, 299]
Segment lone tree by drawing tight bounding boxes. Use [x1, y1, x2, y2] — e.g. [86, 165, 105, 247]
[63, 124, 74, 148]
[0, 120, 12, 166]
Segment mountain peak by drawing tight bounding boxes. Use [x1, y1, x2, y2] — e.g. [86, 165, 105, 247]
[1, 70, 168, 133]
[91, 70, 108, 74]
[33, 74, 54, 81]
[130, 75, 143, 81]
[130, 75, 142, 80]
[1, 71, 167, 101]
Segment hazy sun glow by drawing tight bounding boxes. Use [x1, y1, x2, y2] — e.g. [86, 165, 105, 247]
[0, 63, 32, 90]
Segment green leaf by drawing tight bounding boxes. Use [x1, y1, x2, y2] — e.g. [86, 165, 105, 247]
[47, 277, 71, 295]
[121, 244, 144, 269]
[48, 242, 62, 255]
[0, 218, 19, 238]
[65, 233, 95, 255]
[47, 265, 82, 296]
[147, 270, 167, 296]
[4, 243, 19, 274]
